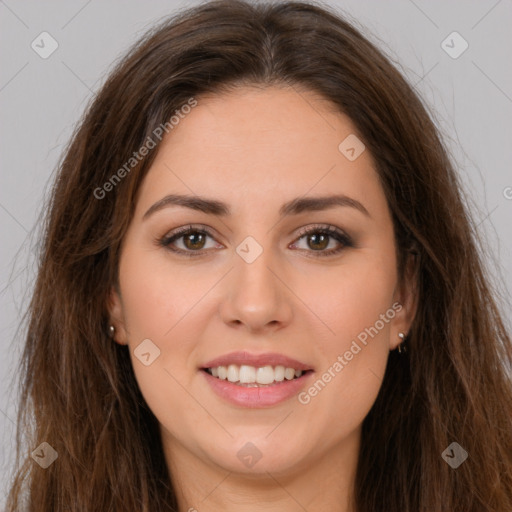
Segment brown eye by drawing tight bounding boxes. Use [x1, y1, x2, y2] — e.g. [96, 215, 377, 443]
[160, 225, 221, 257]
[182, 231, 207, 250]
[306, 232, 330, 251]
[291, 225, 353, 257]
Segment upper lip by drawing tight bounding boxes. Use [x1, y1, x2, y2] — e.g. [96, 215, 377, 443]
[201, 351, 313, 371]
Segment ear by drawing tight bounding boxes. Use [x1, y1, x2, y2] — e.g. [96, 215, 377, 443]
[389, 250, 418, 350]
[106, 285, 129, 345]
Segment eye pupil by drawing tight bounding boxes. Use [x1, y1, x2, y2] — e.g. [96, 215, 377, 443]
[308, 233, 329, 250]
[184, 232, 205, 250]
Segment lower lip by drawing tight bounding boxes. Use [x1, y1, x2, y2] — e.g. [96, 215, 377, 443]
[200, 369, 314, 408]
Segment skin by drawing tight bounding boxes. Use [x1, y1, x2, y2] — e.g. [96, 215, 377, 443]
[108, 85, 417, 512]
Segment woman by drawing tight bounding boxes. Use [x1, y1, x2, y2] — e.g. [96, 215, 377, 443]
[6, 0, 512, 510]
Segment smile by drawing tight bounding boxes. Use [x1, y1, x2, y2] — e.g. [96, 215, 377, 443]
[204, 364, 311, 387]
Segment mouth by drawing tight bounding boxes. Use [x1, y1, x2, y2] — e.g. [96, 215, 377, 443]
[200, 355, 315, 408]
[199, 350, 315, 391]
[201, 365, 314, 387]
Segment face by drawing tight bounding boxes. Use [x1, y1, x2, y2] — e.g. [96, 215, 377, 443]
[108, 86, 416, 480]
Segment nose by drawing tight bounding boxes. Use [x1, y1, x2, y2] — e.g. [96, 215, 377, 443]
[219, 245, 293, 334]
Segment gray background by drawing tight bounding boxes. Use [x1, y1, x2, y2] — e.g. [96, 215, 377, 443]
[1, 0, 511, 506]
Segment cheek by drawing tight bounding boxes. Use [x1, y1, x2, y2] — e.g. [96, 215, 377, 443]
[118, 247, 211, 410]
[300, 247, 396, 345]
[119, 245, 212, 342]
[293, 253, 395, 436]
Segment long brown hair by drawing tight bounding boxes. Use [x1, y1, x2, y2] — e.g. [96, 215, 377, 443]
[6, 1, 512, 510]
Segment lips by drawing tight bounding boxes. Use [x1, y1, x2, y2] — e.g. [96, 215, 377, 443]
[199, 351, 315, 406]
[201, 350, 313, 372]
[199, 360, 315, 408]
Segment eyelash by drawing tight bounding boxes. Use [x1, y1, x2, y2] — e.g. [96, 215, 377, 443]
[159, 223, 353, 258]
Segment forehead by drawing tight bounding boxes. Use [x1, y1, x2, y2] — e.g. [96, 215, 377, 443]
[137, 86, 385, 217]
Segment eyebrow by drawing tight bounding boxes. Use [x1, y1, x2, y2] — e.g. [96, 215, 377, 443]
[143, 193, 371, 220]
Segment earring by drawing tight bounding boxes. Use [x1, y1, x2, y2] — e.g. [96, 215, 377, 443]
[397, 332, 407, 354]
[108, 325, 115, 339]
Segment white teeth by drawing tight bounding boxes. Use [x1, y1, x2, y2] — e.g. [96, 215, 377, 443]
[217, 366, 227, 380]
[227, 364, 239, 383]
[256, 366, 275, 385]
[284, 367, 295, 380]
[206, 364, 305, 385]
[239, 365, 256, 383]
[274, 365, 285, 381]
